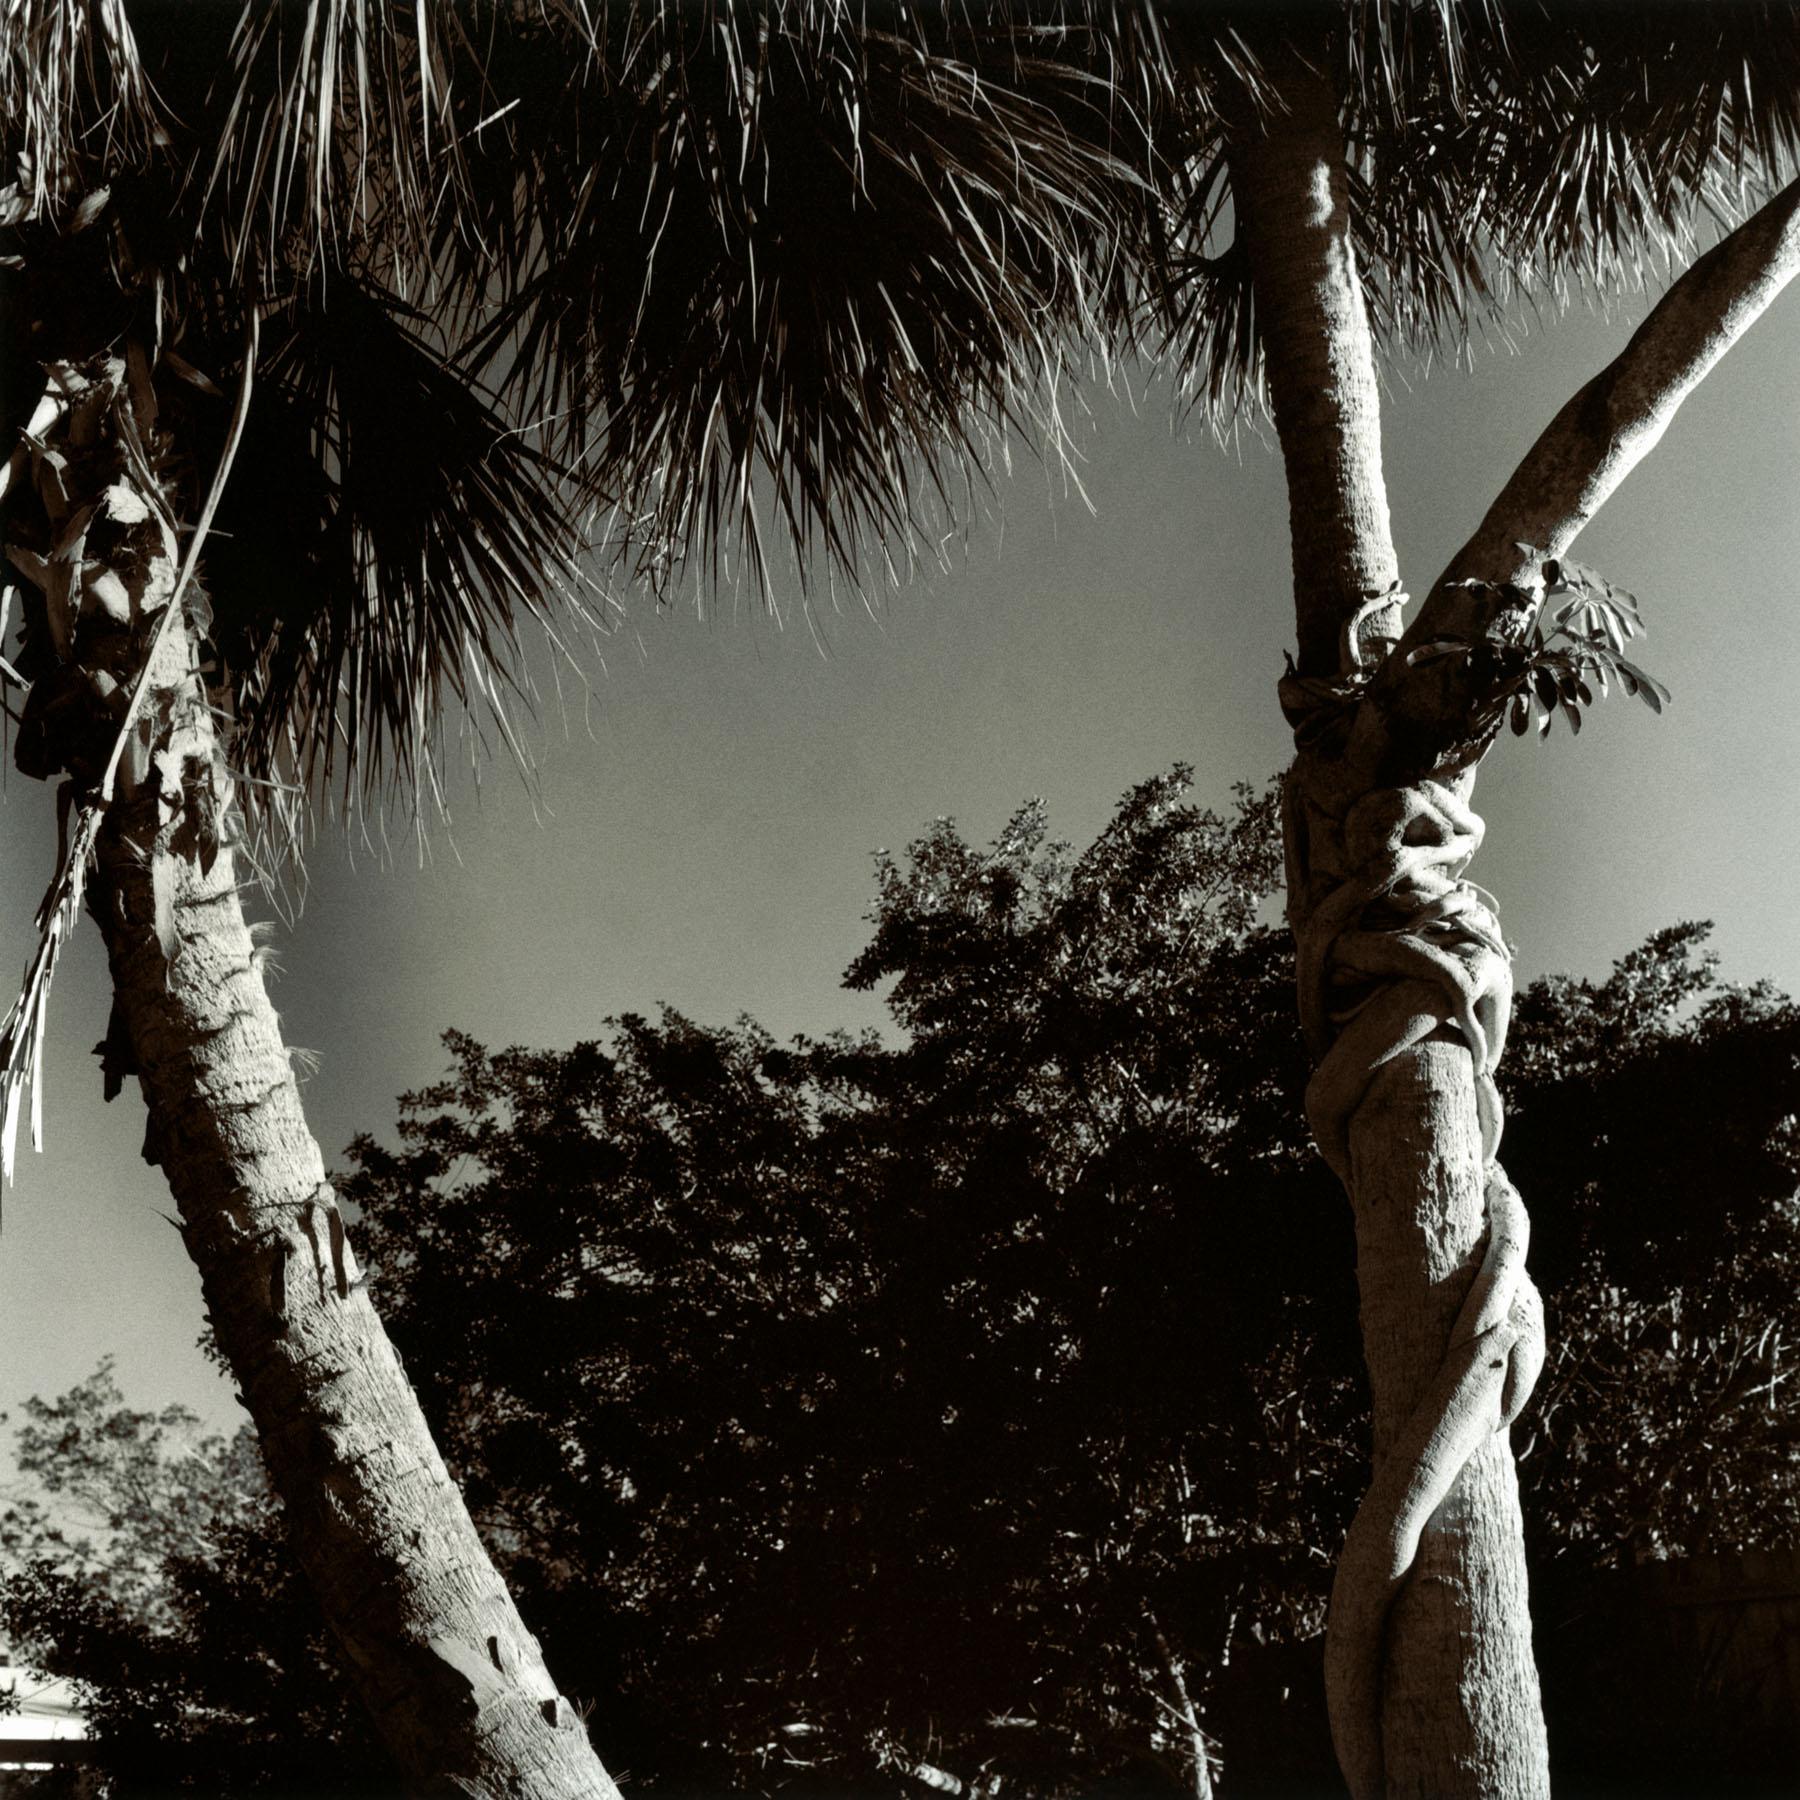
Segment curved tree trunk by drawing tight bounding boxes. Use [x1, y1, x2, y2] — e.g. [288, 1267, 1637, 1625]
[14, 356, 621, 1798]
[1228, 59, 1550, 1800]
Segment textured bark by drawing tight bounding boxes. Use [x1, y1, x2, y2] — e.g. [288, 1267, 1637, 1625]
[95, 627, 623, 1800]
[1348, 1050, 1543, 1800]
[1229, 57, 1400, 678]
[1228, 59, 1550, 1800]
[1258, 123, 1800, 1800]
[8, 357, 623, 1798]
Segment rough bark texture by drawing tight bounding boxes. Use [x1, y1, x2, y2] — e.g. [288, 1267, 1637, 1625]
[11, 356, 622, 1798]
[1228, 60, 1550, 1800]
[94, 812, 622, 1798]
[1229, 59, 1400, 677]
[1240, 78, 1800, 1800]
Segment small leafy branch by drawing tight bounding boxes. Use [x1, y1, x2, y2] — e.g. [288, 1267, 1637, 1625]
[1409, 551, 1672, 740]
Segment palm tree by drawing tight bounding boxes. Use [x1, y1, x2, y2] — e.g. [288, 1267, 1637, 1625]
[0, 4, 1131, 1792]
[1118, 5, 1800, 1794]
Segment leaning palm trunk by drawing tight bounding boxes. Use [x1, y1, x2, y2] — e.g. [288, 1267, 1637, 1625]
[1228, 64, 1548, 1800]
[14, 357, 622, 1798]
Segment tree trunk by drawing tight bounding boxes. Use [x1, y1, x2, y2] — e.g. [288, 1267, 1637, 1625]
[15, 356, 622, 1799]
[1227, 59, 1550, 1800]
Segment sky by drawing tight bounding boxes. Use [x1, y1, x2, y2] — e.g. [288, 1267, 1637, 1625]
[2, 278, 1799, 1456]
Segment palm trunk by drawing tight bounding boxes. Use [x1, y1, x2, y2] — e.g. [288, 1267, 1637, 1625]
[1227, 67, 1400, 677]
[1228, 60, 1550, 1800]
[18, 357, 621, 1799]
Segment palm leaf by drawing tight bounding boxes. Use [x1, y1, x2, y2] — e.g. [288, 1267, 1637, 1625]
[7, 0, 1142, 809]
[1137, 2, 1800, 422]
[198, 275, 599, 812]
[185, 0, 465, 288]
[448, 2, 1141, 595]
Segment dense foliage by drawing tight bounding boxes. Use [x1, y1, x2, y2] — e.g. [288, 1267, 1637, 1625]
[5, 770, 1798, 1796]
[0, 1366, 384, 1794]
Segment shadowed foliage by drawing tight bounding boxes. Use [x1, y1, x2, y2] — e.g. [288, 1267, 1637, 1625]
[7, 774, 1795, 1797]
[1121, 2, 1800, 418]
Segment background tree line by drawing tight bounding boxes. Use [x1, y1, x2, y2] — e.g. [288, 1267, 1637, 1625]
[6, 768, 1797, 1798]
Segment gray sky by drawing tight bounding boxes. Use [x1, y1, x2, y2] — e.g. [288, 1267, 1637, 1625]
[3, 284, 1798, 1448]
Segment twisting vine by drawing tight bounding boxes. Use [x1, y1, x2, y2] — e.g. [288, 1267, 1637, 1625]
[1292, 771, 1542, 1800]
[1281, 564, 1663, 1800]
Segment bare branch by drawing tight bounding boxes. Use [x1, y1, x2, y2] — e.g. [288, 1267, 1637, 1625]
[1353, 173, 1800, 785]
[1442, 173, 1800, 600]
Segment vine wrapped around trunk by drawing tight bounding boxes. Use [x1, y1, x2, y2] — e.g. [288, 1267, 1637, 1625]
[1230, 51, 1552, 1798]
[1281, 710, 1546, 1800]
[1249, 115, 1800, 1793]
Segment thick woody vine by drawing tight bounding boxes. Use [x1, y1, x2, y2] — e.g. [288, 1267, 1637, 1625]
[1282, 568, 1666, 1800]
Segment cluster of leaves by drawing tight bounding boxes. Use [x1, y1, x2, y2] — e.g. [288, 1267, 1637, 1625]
[1406, 553, 1674, 742]
[6, 772, 1798, 1795]
[1506, 923, 1800, 1560]
[326, 771, 1341, 1798]
[1502, 557, 1673, 740]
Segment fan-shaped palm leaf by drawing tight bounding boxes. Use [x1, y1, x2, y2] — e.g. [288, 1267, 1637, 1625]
[1135, 1, 1800, 418]
[198, 275, 596, 807]
[5, 0, 1143, 806]
[448, 3, 1140, 593]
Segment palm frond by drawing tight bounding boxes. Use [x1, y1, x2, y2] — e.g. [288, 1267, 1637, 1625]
[0, 0, 160, 228]
[0, 797, 102, 1188]
[1468, 3, 1800, 297]
[184, 0, 465, 289]
[1154, 145, 1265, 422]
[1136, 1, 1800, 423]
[450, 1, 1141, 596]
[199, 275, 600, 812]
[7, 1, 1144, 806]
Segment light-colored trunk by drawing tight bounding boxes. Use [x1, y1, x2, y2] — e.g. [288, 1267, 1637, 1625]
[1150, 1618, 1215, 1800]
[22, 357, 622, 1799]
[1228, 64, 1400, 677]
[1227, 58, 1550, 1800]
[1346, 1049, 1543, 1798]
[93, 782, 623, 1799]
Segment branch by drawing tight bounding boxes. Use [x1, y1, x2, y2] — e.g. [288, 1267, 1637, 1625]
[1432, 173, 1800, 613]
[1357, 175, 1800, 782]
[1148, 1615, 1216, 1800]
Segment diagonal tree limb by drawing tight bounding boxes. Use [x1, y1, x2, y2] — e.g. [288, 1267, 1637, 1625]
[1353, 173, 1800, 785]
[1423, 172, 1800, 629]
